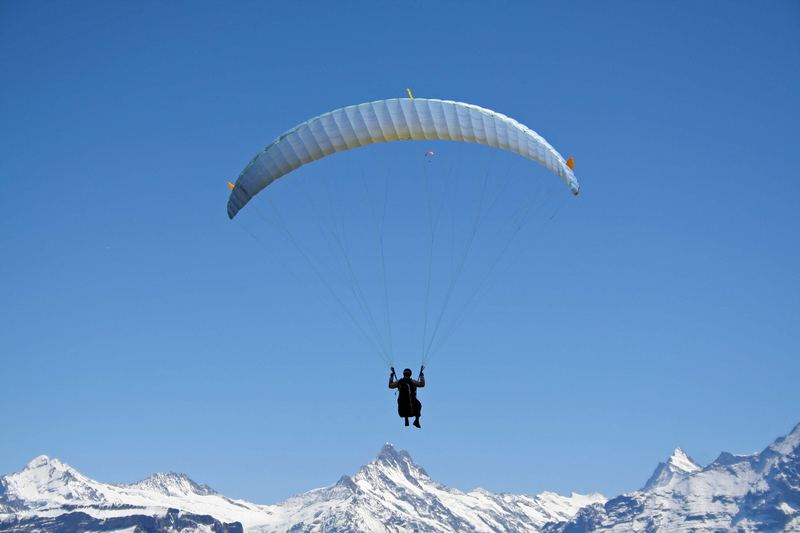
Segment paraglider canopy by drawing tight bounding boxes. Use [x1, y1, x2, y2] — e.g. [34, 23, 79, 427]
[226, 96, 582, 369]
[227, 98, 580, 219]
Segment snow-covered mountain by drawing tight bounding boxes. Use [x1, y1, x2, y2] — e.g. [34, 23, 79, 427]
[546, 423, 800, 533]
[2, 423, 798, 532]
[0, 444, 603, 532]
[641, 447, 702, 491]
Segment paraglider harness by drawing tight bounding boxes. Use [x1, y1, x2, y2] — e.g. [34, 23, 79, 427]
[391, 365, 424, 415]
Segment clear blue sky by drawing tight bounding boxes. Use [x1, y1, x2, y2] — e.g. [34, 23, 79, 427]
[1, 1, 798, 503]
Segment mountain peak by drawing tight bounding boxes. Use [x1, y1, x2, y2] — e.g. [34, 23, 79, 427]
[5, 456, 107, 508]
[376, 442, 413, 465]
[642, 447, 702, 491]
[25, 455, 66, 471]
[710, 451, 755, 467]
[767, 422, 800, 457]
[353, 443, 430, 487]
[667, 448, 701, 473]
[377, 442, 399, 456]
[26, 455, 50, 468]
[128, 472, 216, 496]
[19, 455, 81, 481]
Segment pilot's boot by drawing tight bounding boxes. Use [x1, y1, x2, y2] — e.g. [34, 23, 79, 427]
[404, 417, 410, 426]
[413, 417, 421, 428]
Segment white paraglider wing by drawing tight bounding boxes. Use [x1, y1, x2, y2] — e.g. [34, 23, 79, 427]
[227, 98, 579, 219]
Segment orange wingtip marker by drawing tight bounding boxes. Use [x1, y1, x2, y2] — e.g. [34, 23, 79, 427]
[227, 181, 235, 190]
[566, 157, 575, 171]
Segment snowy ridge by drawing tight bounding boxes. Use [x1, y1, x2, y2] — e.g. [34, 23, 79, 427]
[547, 422, 800, 532]
[3, 423, 798, 532]
[1, 455, 107, 508]
[125, 472, 217, 497]
[273, 443, 606, 532]
[0, 444, 603, 532]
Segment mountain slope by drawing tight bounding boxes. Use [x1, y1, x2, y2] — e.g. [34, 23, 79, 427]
[4, 423, 799, 532]
[262, 444, 604, 532]
[546, 423, 800, 533]
[0, 445, 604, 533]
[0, 455, 273, 527]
